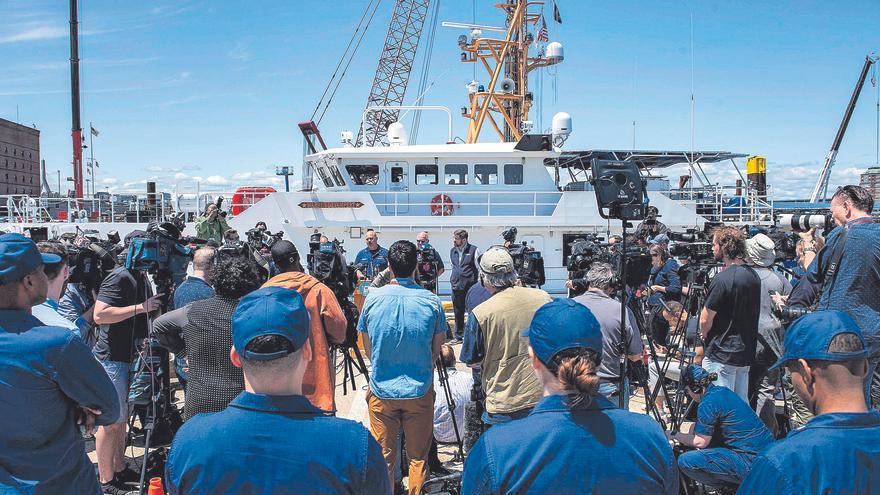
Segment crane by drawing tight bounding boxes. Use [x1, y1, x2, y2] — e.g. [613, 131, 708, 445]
[357, 0, 432, 147]
[810, 54, 879, 203]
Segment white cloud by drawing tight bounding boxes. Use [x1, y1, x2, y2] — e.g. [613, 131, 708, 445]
[0, 26, 67, 44]
[100, 178, 118, 185]
[206, 175, 228, 185]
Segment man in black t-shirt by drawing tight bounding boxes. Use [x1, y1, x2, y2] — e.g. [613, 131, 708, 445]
[699, 226, 761, 402]
[92, 266, 162, 493]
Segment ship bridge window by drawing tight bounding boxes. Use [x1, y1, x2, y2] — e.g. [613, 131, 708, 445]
[345, 164, 380, 186]
[415, 164, 438, 185]
[474, 164, 498, 185]
[316, 166, 334, 187]
[329, 164, 345, 187]
[445, 164, 468, 185]
[391, 167, 404, 183]
[504, 163, 523, 185]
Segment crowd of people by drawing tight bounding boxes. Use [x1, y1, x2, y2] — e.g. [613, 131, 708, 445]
[0, 185, 878, 494]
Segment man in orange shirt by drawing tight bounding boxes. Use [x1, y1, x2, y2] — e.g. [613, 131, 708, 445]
[262, 240, 347, 412]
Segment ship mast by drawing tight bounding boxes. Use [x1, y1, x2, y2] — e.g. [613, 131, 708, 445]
[458, 1, 562, 143]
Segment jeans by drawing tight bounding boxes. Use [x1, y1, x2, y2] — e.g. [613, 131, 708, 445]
[703, 357, 749, 402]
[678, 448, 753, 490]
[598, 378, 630, 409]
[99, 359, 131, 424]
[481, 407, 532, 426]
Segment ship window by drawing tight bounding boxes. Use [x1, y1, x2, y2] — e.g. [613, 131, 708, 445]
[504, 164, 523, 185]
[390, 166, 404, 183]
[445, 164, 468, 185]
[474, 164, 498, 185]
[415, 164, 438, 185]
[345, 164, 379, 185]
[315, 165, 333, 187]
[329, 164, 345, 187]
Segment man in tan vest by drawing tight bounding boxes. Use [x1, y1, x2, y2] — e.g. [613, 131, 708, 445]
[461, 246, 551, 425]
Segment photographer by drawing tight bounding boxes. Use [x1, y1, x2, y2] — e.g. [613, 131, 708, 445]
[450, 229, 480, 342]
[154, 257, 261, 419]
[573, 262, 644, 408]
[195, 203, 230, 245]
[31, 242, 80, 334]
[0, 234, 120, 494]
[416, 231, 444, 293]
[92, 260, 163, 492]
[263, 240, 347, 412]
[739, 311, 880, 494]
[461, 298, 678, 494]
[791, 185, 880, 408]
[647, 243, 681, 346]
[744, 233, 791, 435]
[699, 226, 761, 401]
[672, 364, 772, 492]
[636, 206, 669, 241]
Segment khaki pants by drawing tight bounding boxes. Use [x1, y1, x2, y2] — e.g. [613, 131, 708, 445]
[368, 388, 435, 495]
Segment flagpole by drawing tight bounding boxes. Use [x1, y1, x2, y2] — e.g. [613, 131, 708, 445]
[89, 121, 94, 198]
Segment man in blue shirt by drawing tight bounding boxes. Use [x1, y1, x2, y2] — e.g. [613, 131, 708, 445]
[359, 240, 446, 495]
[166, 286, 388, 494]
[672, 364, 773, 492]
[0, 233, 120, 495]
[461, 298, 678, 494]
[354, 228, 389, 280]
[738, 310, 880, 494]
[796, 185, 880, 408]
[170, 246, 217, 389]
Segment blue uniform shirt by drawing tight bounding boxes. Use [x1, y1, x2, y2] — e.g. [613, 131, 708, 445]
[695, 385, 773, 456]
[166, 392, 389, 495]
[461, 394, 678, 494]
[738, 410, 880, 495]
[354, 246, 389, 279]
[358, 278, 446, 399]
[0, 310, 120, 495]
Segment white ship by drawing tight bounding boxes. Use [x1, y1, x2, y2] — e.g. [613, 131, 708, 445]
[5, 0, 774, 295]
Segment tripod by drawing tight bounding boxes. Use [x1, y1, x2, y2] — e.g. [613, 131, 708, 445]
[435, 359, 464, 461]
[334, 342, 370, 395]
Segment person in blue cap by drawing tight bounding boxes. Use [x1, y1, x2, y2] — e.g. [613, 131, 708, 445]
[460, 298, 678, 494]
[165, 286, 389, 495]
[0, 233, 120, 494]
[672, 363, 772, 493]
[738, 310, 880, 494]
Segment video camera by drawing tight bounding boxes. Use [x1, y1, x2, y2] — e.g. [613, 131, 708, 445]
[307, 231, 354, 299]
[58, 230, 121, 293]
[667, 225, 717, 263]
[502, 227, 546, 287]
[124, 214, 194, 305]
[416, 242, 440, 289]
[566, 234, 611, 273]
[246, 228, 284, 251]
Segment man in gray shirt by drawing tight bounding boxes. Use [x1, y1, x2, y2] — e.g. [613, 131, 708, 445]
[574, 262, 644, 408]
[744, 233, 792, 435]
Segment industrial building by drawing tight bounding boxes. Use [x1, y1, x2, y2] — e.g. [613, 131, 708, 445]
[0, 118, 40, 196]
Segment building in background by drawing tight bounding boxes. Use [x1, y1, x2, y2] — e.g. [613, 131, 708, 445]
[0, 118, 40, 196]
[860, 166, 880, 204]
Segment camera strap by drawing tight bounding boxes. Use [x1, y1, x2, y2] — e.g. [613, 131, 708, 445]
[819, 228, 849, 307]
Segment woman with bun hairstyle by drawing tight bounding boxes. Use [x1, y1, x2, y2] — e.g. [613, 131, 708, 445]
[461, 298, 678, 494]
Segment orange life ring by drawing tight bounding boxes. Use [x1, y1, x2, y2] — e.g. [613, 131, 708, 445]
[430, 194, 454, 216]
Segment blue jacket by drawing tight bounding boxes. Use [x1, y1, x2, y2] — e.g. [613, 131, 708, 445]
[166, 392, 389, 495]
[648, 258, 681, 306]
[461, 394, 678, 494]
[738, 411, 880, 495]
[0, 310, 119, 495]
[172, 276, 215, 309]
[354, 246, 389, 279]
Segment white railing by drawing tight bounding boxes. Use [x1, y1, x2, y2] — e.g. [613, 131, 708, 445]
[372, 190, 562, 217]
[663, 184, 774, 225]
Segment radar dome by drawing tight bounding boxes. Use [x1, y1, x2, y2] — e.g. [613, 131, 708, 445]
[546, 41, 564, 64]
[387, 122, 408, 146]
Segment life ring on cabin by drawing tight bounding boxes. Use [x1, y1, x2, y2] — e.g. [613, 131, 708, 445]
[430, 194, 454, 216]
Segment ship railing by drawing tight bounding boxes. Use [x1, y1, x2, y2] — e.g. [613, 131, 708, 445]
[372, 190, 562, 217]
[0, 192, 267, 224]
[663, 184, 774, 225]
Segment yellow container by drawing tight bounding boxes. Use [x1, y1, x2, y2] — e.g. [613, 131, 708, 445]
[746, 156, 766, 175]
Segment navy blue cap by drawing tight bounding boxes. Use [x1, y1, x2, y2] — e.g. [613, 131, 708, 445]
[770, 310, 868, 371]
[0, 233, 61, 285]
[681, 364, 711, 389]
[524, 298, 602, 365]
[232, 287, 311, 361]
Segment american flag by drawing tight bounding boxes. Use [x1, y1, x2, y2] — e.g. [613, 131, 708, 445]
[537, 16, 549, 42]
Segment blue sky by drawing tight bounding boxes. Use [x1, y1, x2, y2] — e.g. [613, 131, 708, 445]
[1, 0, 878, 199]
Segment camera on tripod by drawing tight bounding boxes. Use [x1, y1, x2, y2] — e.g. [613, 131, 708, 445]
[59, 230, 121, 293]
[416, 242, 440, 289]
[502, 227, 546, 287]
